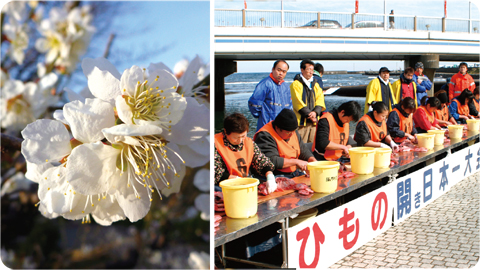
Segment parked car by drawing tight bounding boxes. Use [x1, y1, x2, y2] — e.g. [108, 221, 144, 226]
[299, 19, 342, 29]
[345, 21, 384, 29]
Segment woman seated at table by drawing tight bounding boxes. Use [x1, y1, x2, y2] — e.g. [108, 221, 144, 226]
[313, 101, 362, 161]
[387, 97, 418, 144]
[354, 102, 399, 151]
[449, 89, 475, 124]
[214, 112, 277, 193]
[467, 88, 480, 118]
[413, 96, 442, 133]
[434, 90, 457, 127]
[254, 109, 317, 178]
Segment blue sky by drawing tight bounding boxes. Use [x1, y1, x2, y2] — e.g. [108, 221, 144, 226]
[215, 0, 480, 72]
[68, 1, 210, 91]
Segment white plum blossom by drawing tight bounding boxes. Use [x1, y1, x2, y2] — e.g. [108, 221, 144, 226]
[188, 251, 209, 269]
[193, 169, 210, 220]
[3, 1, 28, 22]
[0, 73, 58, 133]
[20, 57, 208, 225]
[82, 57, 184, 128]
[2, 17, 29, 65]
[35, 5, 95, 74]
[149, 55, 210, 106]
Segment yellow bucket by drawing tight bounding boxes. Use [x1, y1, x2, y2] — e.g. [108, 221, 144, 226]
[417, 134, 435, 150]
[427, 130, 446, 145]
[219, 178, 259, 219]
[467, 119, 480, 131]
[307, 161, 340, 193]
[349, 147, 375, 174]
[448, 125, 464, 139]
[374, 148, 392, 168]
[289, 208, 318, 227]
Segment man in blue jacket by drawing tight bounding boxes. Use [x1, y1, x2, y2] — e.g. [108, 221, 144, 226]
[413, 62, 432, 106]
[248, 60, 292, 131]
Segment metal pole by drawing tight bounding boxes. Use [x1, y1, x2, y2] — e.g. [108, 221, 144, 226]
[281, 217, 289, 268]
[384, 0, 387, 31]
[281, 0, 284, 28]
[469, 1, 472, 34]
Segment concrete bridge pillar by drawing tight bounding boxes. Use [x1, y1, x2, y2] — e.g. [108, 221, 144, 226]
[405, 54, 439, 97]
[214, 59, 237, 129]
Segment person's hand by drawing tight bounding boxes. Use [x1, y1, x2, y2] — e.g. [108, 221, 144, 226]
[342, 145, 350, 155]
[390, 140, 399, 152]
[308, 111, 317, 119]
[228, 174, 239, 179]
[410, 135, 418, 144]
[407, 134, 415, 141]
[266, 173, 277, 194]
[380, 143, 390, 148]
[296, 160, 309, 171]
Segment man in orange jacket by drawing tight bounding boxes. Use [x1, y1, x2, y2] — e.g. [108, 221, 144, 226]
[449, 62, 476, 102]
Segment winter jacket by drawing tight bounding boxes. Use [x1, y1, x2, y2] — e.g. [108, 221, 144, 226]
[248, 74, 292, 131]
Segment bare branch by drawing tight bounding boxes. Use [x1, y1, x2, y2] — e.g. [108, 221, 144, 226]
[103, 33, 116, 59]
[1, 133, 23, 152]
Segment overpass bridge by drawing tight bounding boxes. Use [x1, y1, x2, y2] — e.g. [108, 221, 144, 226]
[214, 9, 480, 112]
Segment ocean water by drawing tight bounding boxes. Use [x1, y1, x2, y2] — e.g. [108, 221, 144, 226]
[221, 72, 447, 137]
[222, 72, 379, 137]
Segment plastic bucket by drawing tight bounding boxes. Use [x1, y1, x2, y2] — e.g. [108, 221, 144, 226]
[219, 178, 259, 219]
[307, 161, 340, 193]
[417, 134, 435, 150]
[427, 130, 446, 145]
[374, 148, 392, 168]
[289, 208, 319, 227]
[448, 125, 464, 139]
[467, 119, 480, 131]
[349, 147, 375, 174]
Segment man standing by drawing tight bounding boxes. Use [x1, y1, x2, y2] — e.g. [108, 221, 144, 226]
[449, 62, 476, 102]
[254, 109, 316, 177]
[413, 62, 432, 106]
[313, 63, 324, 90]
[389, 10, 395, 29]
[290, 59, 326, 143]
[248, 60, 292, 131]
[393, 67, 418, 108]
[364, 67, 396, 114]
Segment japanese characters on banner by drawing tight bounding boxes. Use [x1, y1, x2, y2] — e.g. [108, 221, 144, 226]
[394, 143, 480, 224]
[287, 143, 480, 269]
[287, 183, 396, 268]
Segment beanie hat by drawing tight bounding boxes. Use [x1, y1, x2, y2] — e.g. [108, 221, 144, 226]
[273, 109, 298, 131]
[415, 62, 424, 69]
[437, 92, 448, 104]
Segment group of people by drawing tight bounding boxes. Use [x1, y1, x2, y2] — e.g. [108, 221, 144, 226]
[215, 59, 477, 194]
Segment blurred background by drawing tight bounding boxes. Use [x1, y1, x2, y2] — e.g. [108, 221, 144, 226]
[1, 1, 210, 268]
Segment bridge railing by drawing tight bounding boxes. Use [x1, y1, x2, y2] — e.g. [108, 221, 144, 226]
[214, 9, 480, 34]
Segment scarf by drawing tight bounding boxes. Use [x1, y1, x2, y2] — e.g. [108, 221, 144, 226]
[269, 73, 284, 85]
[300, 74, 314, 90]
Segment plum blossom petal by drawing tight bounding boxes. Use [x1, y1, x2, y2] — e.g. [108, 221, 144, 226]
[21, 119, 71, 164]
[91, 195, 126, 226]
[66, 142, 120, 195]
[193, 169, 210, 192]
[25, 161, 54, 183]
[195, 194, 210, 221]
[120, 65, 144, 96]
[163, 97, 208, 144]
[102, 124, 163, 145]
[81, 57, 121, 104]
[63, 98, 115, 143]
[160, 144, 186, 197]
[114, 173, 151, 222]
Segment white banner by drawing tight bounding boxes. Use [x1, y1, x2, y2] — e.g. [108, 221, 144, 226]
[287, 183, 395, 268]
[394, 143, 480, 224]
[287, 143, 480, 269]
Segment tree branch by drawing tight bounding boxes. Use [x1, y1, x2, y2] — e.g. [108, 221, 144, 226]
[1, 133, 23, 152]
